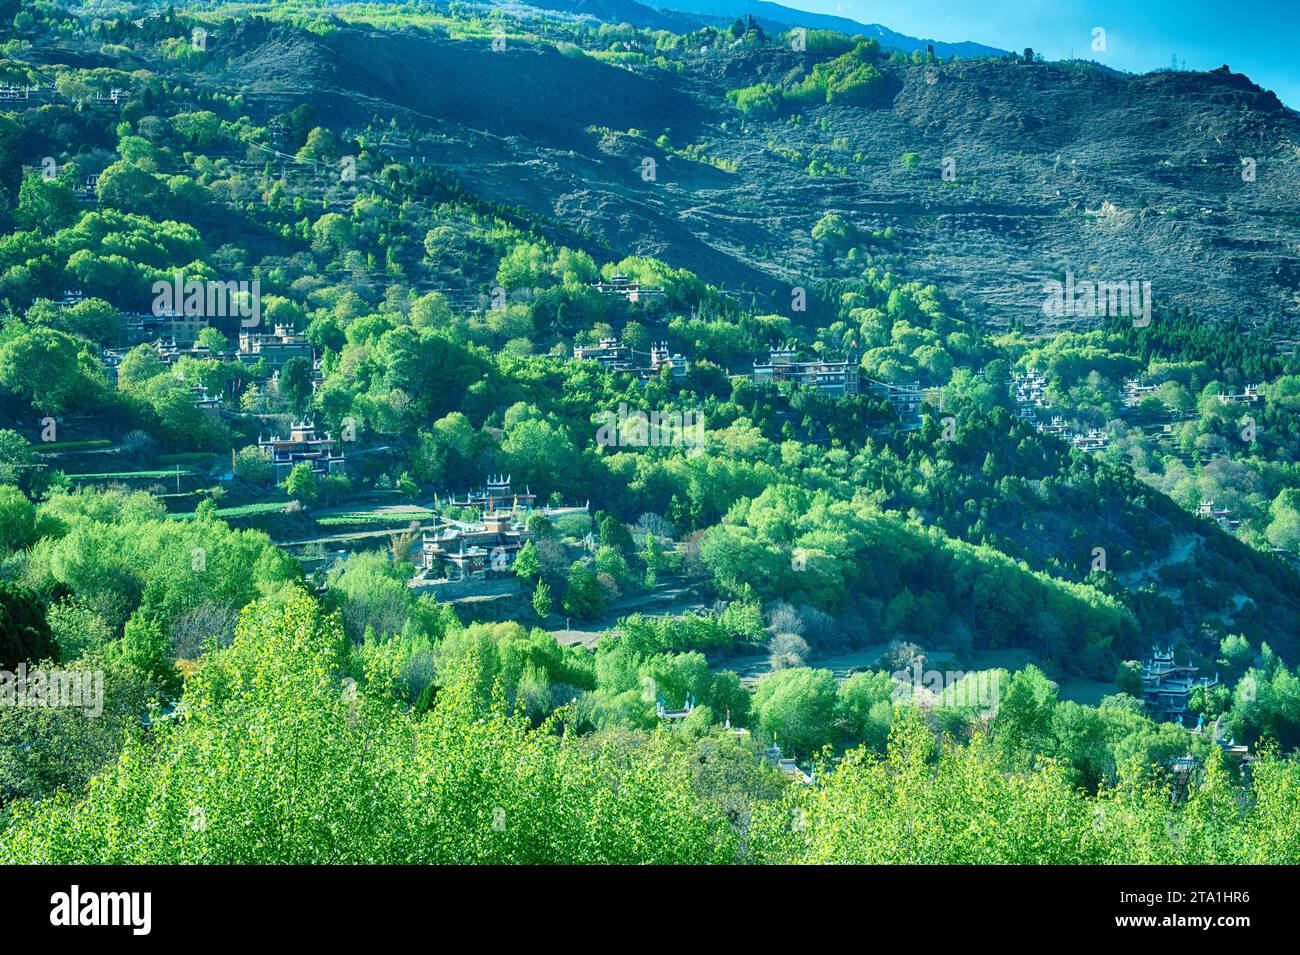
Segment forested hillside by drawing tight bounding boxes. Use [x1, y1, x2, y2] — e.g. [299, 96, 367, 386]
[0, 1, 1296, 864]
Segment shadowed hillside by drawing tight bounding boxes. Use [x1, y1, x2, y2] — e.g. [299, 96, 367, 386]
[188, 19, 1300, 331]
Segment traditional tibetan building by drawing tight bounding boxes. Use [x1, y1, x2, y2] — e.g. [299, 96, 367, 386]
[423, 477, 590, 580]
[125, 311, 209, 346]
[420, 512, 532, 580]
[1070, 428, 1110, 452]
[590, 275, 665, 302]
[764, 742, 813, 785]
[190, 385, 221, 412]
[1197, 500, 1240, 530]
[574, 338, 631, 368]
[753, 347, 860, 397]
[102, 338, 222, 383]
[238, 324, 312, 372]
[1123, 377, 1159, 408]
[440, 474, 538, 513]
[257, 421, 344, 480]
[647, 343, 688, 378]
[1012, 370, 1051, 407]
[868, 379, 926, 416]
[1141, 647, 1219, 722]
[1215, 384, 1265, 406]
[573, 339, 686, 379]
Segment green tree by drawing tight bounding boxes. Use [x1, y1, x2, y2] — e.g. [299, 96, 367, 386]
[116, 343, 167, 391]
[993, 666, 1059, 766]
[1219, 634, 1254, 677]
[283, 463, 318, 505]
[531, 580, 553, 620]
[311, 212, 352, 254]
[0, 484, 37, 553]
[562, 561, 603, 620]
[752, 667, 838, 756]
[0, 583, 57, 669]
[59, 298, 125, 345]
[278, 356, 315, 418]
[642, 531, 663, 588]
[1265, 488, 1300, 552]
[598, 515, 634, 553]
[836, 670, 896, 751]
[0, 432, 34, 487]
[95, 160, 168, 215]
[15, 174, 80, 233]
[0, 657, 159, 806]
[235, 446, 274, 485]
[0, 328, 86, 414]
[197, 327, 229, 353]
[0, 592, 737, 864]
[513, 540, 541, 582]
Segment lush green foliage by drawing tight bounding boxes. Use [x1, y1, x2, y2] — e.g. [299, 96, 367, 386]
[0, 0, 1295, 866]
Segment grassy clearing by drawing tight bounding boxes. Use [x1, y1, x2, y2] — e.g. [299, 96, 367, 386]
[73, 468, 199, 480]
[29, 439, 113, 452]
[171, 501, 291, 520]
[316, 511, 433, 527]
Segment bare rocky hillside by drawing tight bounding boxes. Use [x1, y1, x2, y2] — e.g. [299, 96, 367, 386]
[199, 20, 1300, 332]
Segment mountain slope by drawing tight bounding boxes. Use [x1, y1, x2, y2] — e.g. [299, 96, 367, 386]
[201, 21, 1300, 331]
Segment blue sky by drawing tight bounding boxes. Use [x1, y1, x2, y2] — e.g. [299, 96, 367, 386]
[781, 0, 1300, 108]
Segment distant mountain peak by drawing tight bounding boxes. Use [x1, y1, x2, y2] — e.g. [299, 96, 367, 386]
[496, 0, 1007, 59]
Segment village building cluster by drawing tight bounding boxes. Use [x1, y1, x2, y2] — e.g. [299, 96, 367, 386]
[749, 347, 938, 426]
[86, 289, 324, 417]
[1124, 376, 1264, 412]
[1123, 377, 1159, 408]
[1007, 372, 1112, 450]
[573, 335, 940, 429]
[1033, 415, 1111, 452]
[124, 310, 210, 346]
[419, 476, 589, 581]
[5, 82, 123, 107]
[1012, 370, 1051, 414]
[867, 378, 929, 423]
[572, 338, 687, 379]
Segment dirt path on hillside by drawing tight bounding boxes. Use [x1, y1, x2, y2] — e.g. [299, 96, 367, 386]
[1118, 532, 1198, 587]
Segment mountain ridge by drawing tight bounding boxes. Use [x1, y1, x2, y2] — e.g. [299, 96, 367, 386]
[500, 0, 1008, 59]
[201, 19, 1300, 332]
